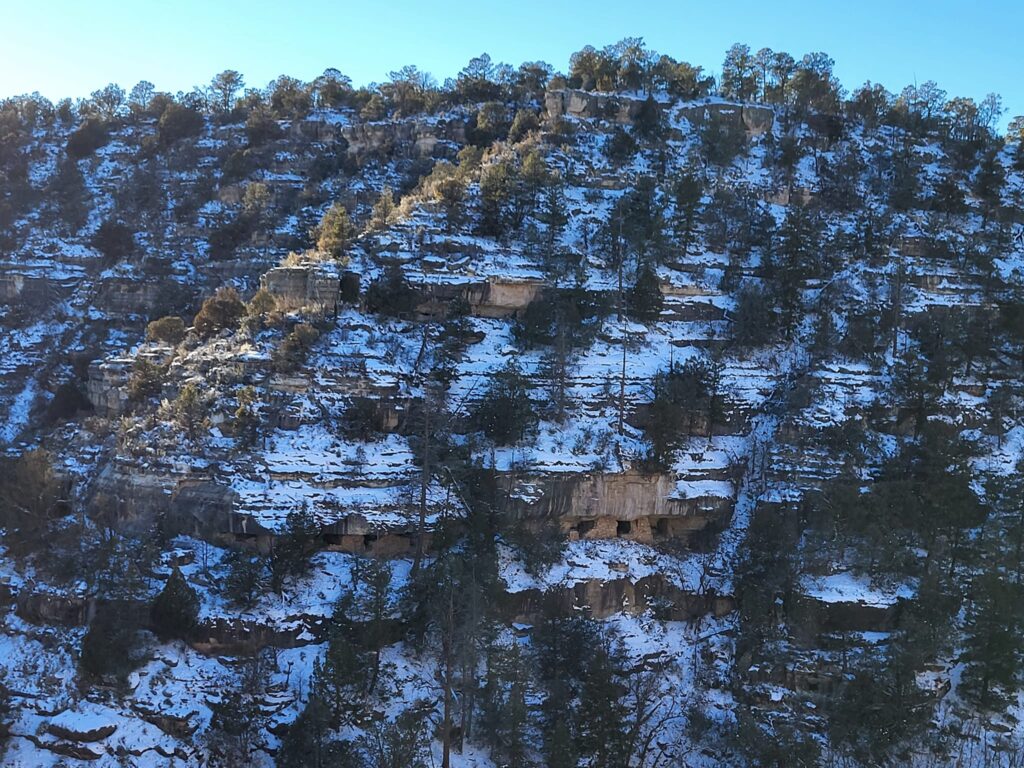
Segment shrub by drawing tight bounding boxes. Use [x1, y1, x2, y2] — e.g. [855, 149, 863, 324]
[158, 103, 204, 146]
[66, 118, 109, 158]
[91, 220, 135, 264]
[146, 315, 186, 345]
[245, 288, 278, 328]
[208, 214, 256, 260]
[273, 323, 320, 372]
[194, 287, 245, 338]
[174, 381, 207, 439]
[127, 358, 167, 402]
[246, 106, 282, 146]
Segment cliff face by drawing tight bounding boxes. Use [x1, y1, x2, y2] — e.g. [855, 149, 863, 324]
[545, 88, 775, 136]
[0, 71, 1022, 768]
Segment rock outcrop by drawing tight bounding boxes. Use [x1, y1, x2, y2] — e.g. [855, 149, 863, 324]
[261, 264, 344, 311]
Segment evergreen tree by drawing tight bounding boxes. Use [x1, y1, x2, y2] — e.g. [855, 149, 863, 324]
[0, 449, 61, 554]
[174, 381, 206, 440]
[369, 186, 396, 230]
[828, 651, 934, 764]
[311, 629, 371, 725]
[974, 149, 1005, 222]
[150, 566, 200, 640]
[731, 285, 777, 348]
[932, 173, 967, 218]
[479, 642, 531, 767]
[960, 572, 1024, 710]
[626, 264, 664, 323]
[205, 665, 267, 767]
[315, 202, 356, 260]
[232, 386, 260, 447]
[79, 603, 145, 682]
[222, 549, 267, 609]
[194, 286, 246, 338]
[479, 160, 514, 237]
[721, 43, 758, 101]
[267, 506, 320, 593]
[669, 170, 703, 256]
[574, 636, 631, 768]
[774, 207, 822, 331]
[51, 156, 90, 232]
[278, 694, 362, 768]
[470, 361, 537, 445]
[359, 709, 429, 768]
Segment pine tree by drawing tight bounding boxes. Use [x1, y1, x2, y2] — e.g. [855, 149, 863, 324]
[670, 170, 703, 256]
[479, 160, 513, 237]
[353, 556, 394, 696]
[359, 709, 429, 768]
[470, 361, 536, 445]
[315, 202, 355, 261]
[205, 669, 266, 766]
[232, 386, 259, 448]
[267, 506, 320, 594]
[127, 358, 163, 403]
[222, 549, 267, 609]
[278, 694, 361, 768]
[575, 637, 630, 768]
[961, 572, 1024, 710]
[0, 449, 61, 554]
[975, 149, 1005, 223]
[369, 186, 396, 230]
[174, 382, 206, 440]
[626, 264, 664, 323]
[310, 640, 368, 726]
[80, 603, 145, 681]
[150, 566, 200, 640]
[479, 642, 531, 767]
[933, 173, 966, 218]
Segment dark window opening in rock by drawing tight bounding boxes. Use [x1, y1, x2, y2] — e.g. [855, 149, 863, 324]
[617, 520, 632, 536]
[363, 534, 378, 550]
[577, 520, 596, 536]
[655, 518, 670, 536]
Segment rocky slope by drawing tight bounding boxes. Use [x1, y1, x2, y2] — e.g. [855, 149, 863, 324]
[1, 50, 1024, 767]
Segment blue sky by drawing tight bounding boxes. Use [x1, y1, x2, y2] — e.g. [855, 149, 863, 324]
[2, 0, 1021, 128]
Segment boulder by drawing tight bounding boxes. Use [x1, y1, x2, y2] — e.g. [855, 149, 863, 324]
[47, 711, 117, 742]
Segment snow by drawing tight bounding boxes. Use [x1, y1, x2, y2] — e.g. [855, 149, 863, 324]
[800, 571, 915, 608]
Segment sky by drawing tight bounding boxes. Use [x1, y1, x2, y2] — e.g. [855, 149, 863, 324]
[1, 0, 1021, 129]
